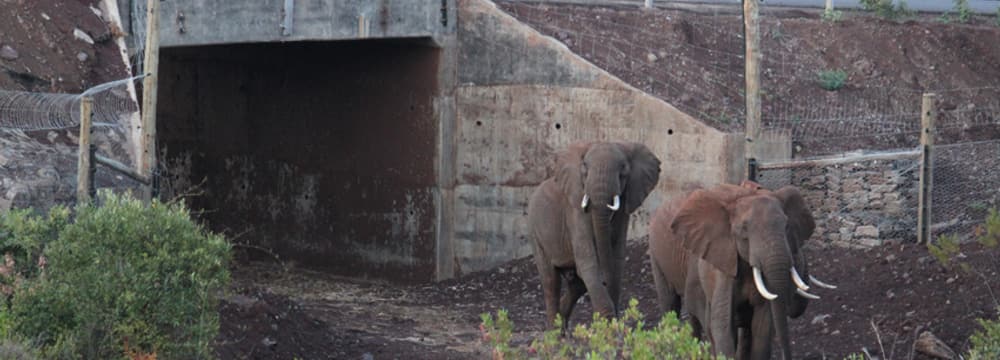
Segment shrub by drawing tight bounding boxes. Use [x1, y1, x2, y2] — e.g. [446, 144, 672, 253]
[996, 7, 1000, 27]
[1, 191, 231, 359]
[955, 0, 972, 23]
[822, 9, 844, 22]
[969, 311, 1000, 360]
[480, 298, 716, 359]
[817, 69, 848, 91]
[860, 0, 912, 19]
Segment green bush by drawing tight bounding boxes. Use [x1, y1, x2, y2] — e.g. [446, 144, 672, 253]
[480, 298, 716, 359]
[859, 0, 913, 19]
[0, 191, 231, 359]
[996, 7, 1000, 27]
[817, 69, 848, 91]
[969, 311, 1000, 360]
[821, 9, 844, 22]
[955, 0, 972, 23]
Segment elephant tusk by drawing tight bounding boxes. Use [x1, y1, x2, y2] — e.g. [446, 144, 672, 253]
[791, 267, 810, 291]
[796, 288, 821, 300]
[809, 275, 838, 289]
[753, 267, 778, 300]
[581, 194, 589, 210]
[606, 195, 621, 211]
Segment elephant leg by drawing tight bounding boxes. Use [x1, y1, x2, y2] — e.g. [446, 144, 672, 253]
[688, 313, 705, 341]
[558, 272, 587, 331]
[750, 306, 774, 360]
[705, 273, 736, 358]
[651, 257, 681, 316]
[736, 327, 751, 360]
[532, 241, 561, 329]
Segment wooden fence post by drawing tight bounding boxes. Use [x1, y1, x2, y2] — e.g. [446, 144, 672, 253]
[140, 0, 160, 202]
[644, 0, 654, 9]
[743, 0, 762, 179]
[77, 96, 94, 204]
[918, 93, 937, 244]
[826, 0, 833, 13]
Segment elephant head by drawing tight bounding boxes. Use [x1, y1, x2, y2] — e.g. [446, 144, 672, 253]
[553, 142, 660, 311]
[670, 185, 823, 360]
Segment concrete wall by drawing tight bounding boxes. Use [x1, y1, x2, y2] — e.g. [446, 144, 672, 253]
[158, 0, 450, 47]
[157, 40, 442, 283]
[441, 0, 736, 276]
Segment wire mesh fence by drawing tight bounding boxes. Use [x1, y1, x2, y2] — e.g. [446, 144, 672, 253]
[930, 139, 1000, 242]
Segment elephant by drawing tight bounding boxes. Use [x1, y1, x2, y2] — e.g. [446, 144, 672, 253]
[648, 183, 837, 360]
[528, 141, 661, 330]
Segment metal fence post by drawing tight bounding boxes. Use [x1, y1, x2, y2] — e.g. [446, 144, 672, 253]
[918, 93, 936, 244]
[77, 96, 94, 204]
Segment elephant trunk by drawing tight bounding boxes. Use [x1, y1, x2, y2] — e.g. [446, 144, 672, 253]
[588, 181, 618, 316]
[764, 256, 793, 360]
[788, 251, 810, 318]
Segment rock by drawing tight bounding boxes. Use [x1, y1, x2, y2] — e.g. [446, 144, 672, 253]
[811, 314, 831, 326]
[261, 337, 277, 349]
[77, 52, 88, 62]
[362, 353, 375, 360]
[0, 45, 18, 60]
[227, 294, 259, 309]
[0, 197, 10, 215]
[646, 53, 658, 62]
[858, 238, 883, 247]
[915, 331, 957, 360]
[885, 254, 896, 262]
[856, 225, 880, 238]
[73, 28, 95, 45]
[41, 13, 51, 20]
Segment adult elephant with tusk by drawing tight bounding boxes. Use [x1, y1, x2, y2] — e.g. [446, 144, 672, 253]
[528, 141, 661, 331]
[648, 183, 837, 360]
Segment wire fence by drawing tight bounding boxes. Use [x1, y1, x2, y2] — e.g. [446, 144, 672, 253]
[0, 76, 145, 204]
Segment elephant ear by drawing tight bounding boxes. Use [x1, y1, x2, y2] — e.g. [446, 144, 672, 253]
[772, 186, 815, 254]
[621, 143, 661, 214]
[671, 189, 738, 277]
[553, 142, 592, 208]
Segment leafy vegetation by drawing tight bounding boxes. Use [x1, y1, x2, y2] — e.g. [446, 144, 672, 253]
[928, 208, 1000, 359]
[480, 298, 716, 359]
[817, 69, 848, 91]
[822, 8, 844, 22]
[969, 311, 1000, 360]
[954, 0, 972, 23]
[859, 0, 913, 19]
[0, 191, 231, 359]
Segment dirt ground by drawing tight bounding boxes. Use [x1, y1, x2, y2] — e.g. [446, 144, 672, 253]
[216, 237, 1000, 359]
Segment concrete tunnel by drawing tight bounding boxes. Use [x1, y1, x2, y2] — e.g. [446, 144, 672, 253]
[152, 0, 740, 283]
[157, 39, 443, 283]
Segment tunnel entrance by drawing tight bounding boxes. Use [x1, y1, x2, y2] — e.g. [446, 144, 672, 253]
[157, 39, 440, 283]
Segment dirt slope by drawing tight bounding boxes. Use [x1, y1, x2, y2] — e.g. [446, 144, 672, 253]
[497, 2, 1000, 155]
[0, 0, 128, 93]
